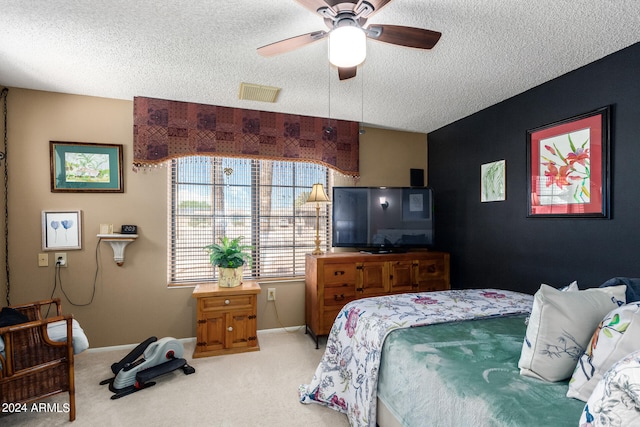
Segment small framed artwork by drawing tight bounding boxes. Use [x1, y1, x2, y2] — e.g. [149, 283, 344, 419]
[50, 141, 124, 192]
[481, 160, 506, 202]
[42, 210, 82, 250]
[527, 106, 611, 218]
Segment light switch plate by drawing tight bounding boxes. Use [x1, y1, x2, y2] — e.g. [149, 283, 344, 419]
[38, 253, 48, 267]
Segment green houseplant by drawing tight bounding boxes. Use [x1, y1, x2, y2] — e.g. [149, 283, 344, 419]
[204, 236, 253, 287]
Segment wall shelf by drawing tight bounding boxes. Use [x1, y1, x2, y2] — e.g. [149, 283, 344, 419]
[97, 234, 138, 266]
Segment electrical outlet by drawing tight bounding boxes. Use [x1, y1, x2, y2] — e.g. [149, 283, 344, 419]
[55, 252, 67, 267]
[267, 288, 276, 301]
[38, 253, 48, 267]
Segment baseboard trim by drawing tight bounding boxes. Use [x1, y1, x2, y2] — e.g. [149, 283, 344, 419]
[87, 327, 306, 353]
[257, 325, 305, 334]
[87, 336, 196, 353]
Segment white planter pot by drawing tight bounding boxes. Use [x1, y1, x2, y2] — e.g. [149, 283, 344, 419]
[218, 266, 243, 287]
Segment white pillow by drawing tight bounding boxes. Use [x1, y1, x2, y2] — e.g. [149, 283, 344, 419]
[567, 302, 640, 401]
[560, 281, 579, 292]
[518, 284, 626, 382]
[0, 318, 89, 357]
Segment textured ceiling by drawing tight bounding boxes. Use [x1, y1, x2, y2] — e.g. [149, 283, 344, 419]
[2, 0, 639, 134]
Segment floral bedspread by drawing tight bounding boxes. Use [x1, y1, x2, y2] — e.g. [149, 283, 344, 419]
[298, 289, 534, 426]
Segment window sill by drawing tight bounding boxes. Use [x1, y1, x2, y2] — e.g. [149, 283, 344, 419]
[167, 276, 304, 288]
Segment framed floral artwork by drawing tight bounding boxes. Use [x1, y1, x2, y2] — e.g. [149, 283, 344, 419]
[481, 160, 506, 202]
[526, 106, 611, 218]
[42, 210, 82, 250]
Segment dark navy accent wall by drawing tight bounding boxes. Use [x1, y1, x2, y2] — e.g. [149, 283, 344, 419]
[428, 42, 640, 295]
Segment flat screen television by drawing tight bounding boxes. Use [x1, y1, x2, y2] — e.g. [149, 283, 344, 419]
[332, 186, 434, 252]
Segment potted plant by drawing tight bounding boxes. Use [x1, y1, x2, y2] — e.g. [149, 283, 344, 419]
[204, 236, 253, 287]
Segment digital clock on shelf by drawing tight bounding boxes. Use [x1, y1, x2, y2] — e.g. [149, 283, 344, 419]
[121, 225, 137, 234]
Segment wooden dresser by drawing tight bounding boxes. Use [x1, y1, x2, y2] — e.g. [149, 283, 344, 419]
[305, 251, 450, 347]
[192, 281, 261, 358]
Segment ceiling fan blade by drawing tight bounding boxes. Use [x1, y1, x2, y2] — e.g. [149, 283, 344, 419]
[338, 66, 358, 80]
[368, 24, 441, 49]
[355, 0, 393, 18]
[257, 31, 328, 57]
[295, 0, 335, 15]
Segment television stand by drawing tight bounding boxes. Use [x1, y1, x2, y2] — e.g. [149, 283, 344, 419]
[359, 247, 407, 254]
[304, 251, 450, 348]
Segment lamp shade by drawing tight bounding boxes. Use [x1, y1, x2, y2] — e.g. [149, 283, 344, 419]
[328, 26, 366, 68]
[307, 183, 331, 203]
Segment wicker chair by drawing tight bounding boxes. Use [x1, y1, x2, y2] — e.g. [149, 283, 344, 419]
[0, 298, 76, 421]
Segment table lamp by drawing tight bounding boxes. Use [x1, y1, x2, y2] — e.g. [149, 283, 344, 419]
[306, 183, 331, 255]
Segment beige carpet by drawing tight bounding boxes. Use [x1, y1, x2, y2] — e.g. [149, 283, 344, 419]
[1, 328, 350, 426]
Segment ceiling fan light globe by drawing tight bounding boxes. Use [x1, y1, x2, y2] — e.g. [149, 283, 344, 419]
[328, 26, 366, 68]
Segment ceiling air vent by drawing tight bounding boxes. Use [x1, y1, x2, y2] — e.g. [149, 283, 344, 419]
[238, 82, 281, 103]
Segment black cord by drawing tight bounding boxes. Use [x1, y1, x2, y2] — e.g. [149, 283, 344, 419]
[1, 87, 9, 305]
[49, 239, 101, 307]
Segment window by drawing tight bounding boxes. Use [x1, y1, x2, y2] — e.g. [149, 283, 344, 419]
[169, 156, 332, 284]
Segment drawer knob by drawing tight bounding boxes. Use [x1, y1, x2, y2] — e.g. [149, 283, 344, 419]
[224, 299, 230, 305]
[228, 326, 233, 332]
[334, 294, 345, 301]
[334, 270, 345, 275]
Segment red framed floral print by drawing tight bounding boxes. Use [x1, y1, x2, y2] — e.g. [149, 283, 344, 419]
[527, 106, 610, 218]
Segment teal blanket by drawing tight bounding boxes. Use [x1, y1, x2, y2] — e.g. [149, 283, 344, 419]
[378, 315, 585, 426]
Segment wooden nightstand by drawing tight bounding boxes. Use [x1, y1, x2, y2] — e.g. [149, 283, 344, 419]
[192, 281, 261, 358]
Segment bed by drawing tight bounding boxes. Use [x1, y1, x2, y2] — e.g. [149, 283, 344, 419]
[376, 315, 584, 426]
[299, 284, 640, 427]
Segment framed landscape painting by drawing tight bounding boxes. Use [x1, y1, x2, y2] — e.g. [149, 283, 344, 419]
[50, 141, 123, 192]
[526, 106, 610, 218]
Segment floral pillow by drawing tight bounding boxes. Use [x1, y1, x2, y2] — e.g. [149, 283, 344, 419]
[579, 349, 640, 427]
[518, 284, 626, 382]
[568, 302, 640, 401]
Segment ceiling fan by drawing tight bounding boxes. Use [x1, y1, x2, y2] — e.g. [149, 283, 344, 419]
[257, 0, 441, 80]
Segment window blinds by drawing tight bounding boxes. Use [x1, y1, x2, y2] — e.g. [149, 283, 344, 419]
[169, 156, 332, 284]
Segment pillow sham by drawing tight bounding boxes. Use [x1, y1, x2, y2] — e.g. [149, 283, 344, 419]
[567, 302, 640, 401]
[579, 349, 640, 426]
[518, 284, 626, 382]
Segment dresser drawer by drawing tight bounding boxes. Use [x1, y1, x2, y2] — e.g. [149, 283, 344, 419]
[323, 263, 357, 285]
[200, 295, 254, 311]
[322, 309, 342, 332]
[323, 286, 356, 307]
[415, 258, 446, 280]
[417, 279, 449, 292]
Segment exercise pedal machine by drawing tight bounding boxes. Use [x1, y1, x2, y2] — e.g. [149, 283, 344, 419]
[100, 336, 195, 399]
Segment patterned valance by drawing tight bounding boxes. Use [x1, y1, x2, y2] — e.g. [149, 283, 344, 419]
[133, 97, 360, 176]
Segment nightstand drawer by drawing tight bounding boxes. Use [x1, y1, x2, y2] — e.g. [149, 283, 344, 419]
[200, 295, 253, 311]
